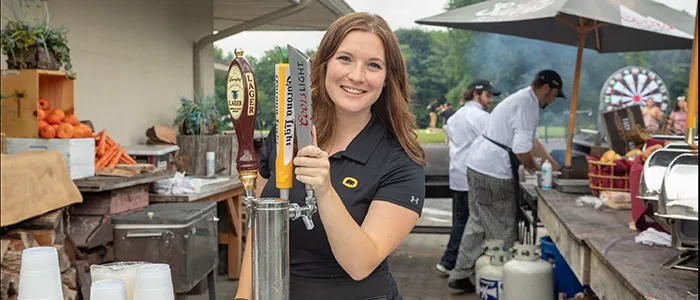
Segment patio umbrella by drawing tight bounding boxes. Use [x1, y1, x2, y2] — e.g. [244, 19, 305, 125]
[684, 8, 698, 145]
[415, 0, 696, 169]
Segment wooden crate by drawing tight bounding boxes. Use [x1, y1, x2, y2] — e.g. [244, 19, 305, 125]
[70, 184, 149, 216]
[0, 69, 75, 138]
[1, 132, 6, 154]
[177, 134, 238, 177]
[5, 137, 95, 179]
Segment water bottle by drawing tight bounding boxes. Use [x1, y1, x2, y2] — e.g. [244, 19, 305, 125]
[541, 160, 552, 190]
[206, 151, 216, 178]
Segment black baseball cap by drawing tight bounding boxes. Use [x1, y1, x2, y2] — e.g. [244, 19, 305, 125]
[468, 79, 501, 96]
[535, 70, 566, 98]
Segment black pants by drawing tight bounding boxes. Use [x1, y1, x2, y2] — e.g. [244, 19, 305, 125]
[440, 190, 469, 269]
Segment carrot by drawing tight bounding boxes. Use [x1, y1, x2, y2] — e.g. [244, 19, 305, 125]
[120, 152, 136, 164]
[105, 136, 117, 148]
[96, 130, 107, 157]
[107, 148, 124, 168]
[95, 147, 118, 169]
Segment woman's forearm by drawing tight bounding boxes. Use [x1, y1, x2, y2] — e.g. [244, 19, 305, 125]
[234, 177, 268, 299]
[317, 188, 381, 281]
[234, 229, 253, 299]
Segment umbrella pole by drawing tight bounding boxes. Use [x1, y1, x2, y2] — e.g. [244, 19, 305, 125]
[685, 7, 698, 145]
[563, 33, 586, 169]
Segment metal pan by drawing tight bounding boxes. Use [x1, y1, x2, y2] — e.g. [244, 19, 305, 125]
[656, 153, 698, 221]
[638, 149, 690, 207]
[664, 142, 696, 150]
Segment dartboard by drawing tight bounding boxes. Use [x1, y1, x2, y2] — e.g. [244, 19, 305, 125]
[599, 66, 670, 113]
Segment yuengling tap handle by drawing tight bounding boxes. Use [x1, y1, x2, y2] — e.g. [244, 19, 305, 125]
[227, 48, 259, 195]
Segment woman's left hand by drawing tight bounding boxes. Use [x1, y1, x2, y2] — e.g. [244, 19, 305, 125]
[294, 126, 332, 196]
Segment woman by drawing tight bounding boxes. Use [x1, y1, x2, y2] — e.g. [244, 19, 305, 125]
[234, 12, 426, 300]
[666, 96, 688, 135]
[642, 98, 662, 133]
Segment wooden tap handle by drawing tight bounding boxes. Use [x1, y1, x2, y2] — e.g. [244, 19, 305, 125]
[227, 49, 258, 173]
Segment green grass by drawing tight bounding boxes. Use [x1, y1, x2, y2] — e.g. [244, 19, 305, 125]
[416, 129, 447, 144]
[417, 126, 568, 144]
[253, 126, 567, 144]
[537, 126, 566, 139]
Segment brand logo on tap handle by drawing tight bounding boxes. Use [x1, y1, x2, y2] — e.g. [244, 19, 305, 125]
[295, 61, 310, 128]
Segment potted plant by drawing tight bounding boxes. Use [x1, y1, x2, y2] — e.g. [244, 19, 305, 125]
[173, 94, 223, 136]
[0, 0, 74, 78]
[174, 94, 239, 177]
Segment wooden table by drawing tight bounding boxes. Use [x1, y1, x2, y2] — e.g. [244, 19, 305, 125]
[150, 178, 245, 280]
[537, 188, 698, 299]
[74, 169, 176, 192]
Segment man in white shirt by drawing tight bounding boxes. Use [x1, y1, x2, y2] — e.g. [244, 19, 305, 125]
[448, 70, 566, 292]
[436, 80, 500, 275]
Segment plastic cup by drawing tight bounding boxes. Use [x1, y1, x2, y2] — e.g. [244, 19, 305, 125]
[90, 262, 147, 300]
[133, 264, 174, 300]
[18, 247, 63, 300]
[90, 279, 127, 300]
[19, 247, 60, 273]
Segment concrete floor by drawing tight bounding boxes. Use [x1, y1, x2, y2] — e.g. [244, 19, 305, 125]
[189, 198, 481, 300]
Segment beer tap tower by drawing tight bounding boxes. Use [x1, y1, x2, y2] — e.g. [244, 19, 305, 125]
[227, 45, 317, 300]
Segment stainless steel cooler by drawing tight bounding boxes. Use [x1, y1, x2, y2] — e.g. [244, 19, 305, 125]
[112, 202, 218, 293]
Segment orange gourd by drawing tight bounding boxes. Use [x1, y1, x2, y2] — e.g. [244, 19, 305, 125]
[63, 114, 79, 126]
[46, 113, 63, 125]
[50, 109, 65, 119]
[38, 98, 51, 111]
[57, 122, 74, 139]
[40, 125, 56, 139]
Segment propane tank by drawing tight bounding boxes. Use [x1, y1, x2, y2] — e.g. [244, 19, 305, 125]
[503, 244, 554, 300]
[479, 249, 508, 300]
[475, 240, 504, 293]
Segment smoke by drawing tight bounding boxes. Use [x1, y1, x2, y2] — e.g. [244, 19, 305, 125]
[461, 31, 690, 130]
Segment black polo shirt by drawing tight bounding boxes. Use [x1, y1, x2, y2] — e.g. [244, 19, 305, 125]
[258, 113, 425, 281]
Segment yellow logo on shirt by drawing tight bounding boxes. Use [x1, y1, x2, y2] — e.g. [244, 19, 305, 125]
[342, 177, 358, 188]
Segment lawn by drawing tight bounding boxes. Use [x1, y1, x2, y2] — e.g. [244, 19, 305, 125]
[417, 126, 568, 144]
[255, 126, 567, 145]
[416, 129, 447, 144]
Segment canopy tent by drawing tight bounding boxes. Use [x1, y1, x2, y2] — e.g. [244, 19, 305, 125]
[416, 0, 696, 169]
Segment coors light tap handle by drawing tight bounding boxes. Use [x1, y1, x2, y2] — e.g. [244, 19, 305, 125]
[227, 48, 259, 195]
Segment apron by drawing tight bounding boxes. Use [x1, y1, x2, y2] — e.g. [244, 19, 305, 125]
[290, 271, 403, 300]
[482, 135, 522, 204]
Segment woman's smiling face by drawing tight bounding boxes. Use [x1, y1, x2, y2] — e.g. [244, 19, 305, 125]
[324, 30, 387, 115]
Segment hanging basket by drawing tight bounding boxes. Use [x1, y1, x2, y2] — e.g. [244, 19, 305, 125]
[5, 46, 62, 70]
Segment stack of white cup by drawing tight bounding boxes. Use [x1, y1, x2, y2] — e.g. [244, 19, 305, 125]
[17, 246, 64, 300]
[133, 264, 175, 300]
[90, 261, 147, 300]
[90, 279, 128, 300]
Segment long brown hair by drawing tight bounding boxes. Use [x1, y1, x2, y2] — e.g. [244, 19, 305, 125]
[310, 12, 425, 166]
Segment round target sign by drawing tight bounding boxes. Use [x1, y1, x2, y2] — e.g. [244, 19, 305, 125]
[599, 66, 671, 113]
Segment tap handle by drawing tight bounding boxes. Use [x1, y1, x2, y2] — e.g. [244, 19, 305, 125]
[228, 49, 259, 174]
[301, 215, 314, 230]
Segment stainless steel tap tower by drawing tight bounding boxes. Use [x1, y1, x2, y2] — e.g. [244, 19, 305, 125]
[227, 45, 317, 300]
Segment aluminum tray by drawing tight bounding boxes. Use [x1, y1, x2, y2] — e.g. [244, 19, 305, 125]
[664, 142, 696, 150]
[638, 149, 690, 205]
[553, 178, 591, 194]
[657, 153, 698, 221]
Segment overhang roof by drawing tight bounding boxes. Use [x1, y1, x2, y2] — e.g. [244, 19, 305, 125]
[214, 0, 354, 31]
